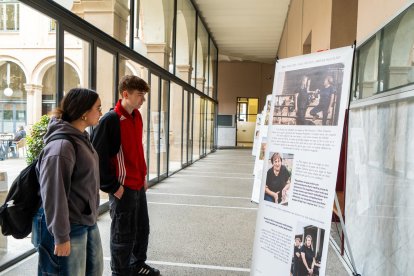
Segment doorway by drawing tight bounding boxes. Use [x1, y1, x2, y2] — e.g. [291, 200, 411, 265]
[236, 97, 258, 147]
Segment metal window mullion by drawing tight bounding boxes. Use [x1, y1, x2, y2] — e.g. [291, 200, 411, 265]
[157, 76, 161, 180]
[180, 87, 184, 166]
[194, 13, 198, 89]
[114, 52, 120, 103]
[191, 92, 194, 162]
[56, 21, 64, 105]
[129, 0, 134, 49]
[172, 0, 177, 75]
[146, 71, 152, 183]
[90, 40, 97, 90]
[377, 30, 384, 94]
[166, 80, 170, 175]
[207, 38, 210, 97]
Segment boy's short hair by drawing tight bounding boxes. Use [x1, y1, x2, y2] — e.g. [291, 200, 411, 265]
[118, 75, 150, 96]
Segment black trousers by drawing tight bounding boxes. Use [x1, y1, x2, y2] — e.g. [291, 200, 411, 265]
[109, 187, 149, 276]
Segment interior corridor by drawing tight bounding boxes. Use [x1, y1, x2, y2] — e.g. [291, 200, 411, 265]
[0, 149, 349, 275]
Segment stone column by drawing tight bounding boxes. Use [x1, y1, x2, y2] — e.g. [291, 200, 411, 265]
[146, 43, 170, 69]
[24, 84, 43, 126]
[193, 77, 206, 93]
[176, 64, 192, 84]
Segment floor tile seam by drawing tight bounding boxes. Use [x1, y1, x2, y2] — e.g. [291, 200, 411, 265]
[147, 192, 252, 200]
[101, 257, 251, 272]
[167, 174, 254, 180]
[148, 201, 258, 210]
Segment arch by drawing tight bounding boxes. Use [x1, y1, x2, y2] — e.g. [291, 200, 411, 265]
[32, 57, 82, 86]
[0, 60, 27, 99]
[0, 56, 29, 82]
[125, 61, 139, 77]
[176, 10, 190, 65]
[390, 7, 414, 66]
[141, 0, 165, 43]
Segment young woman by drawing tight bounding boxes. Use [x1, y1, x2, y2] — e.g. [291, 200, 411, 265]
[32, 88, 103, 275]
[300, 235, 316, 276]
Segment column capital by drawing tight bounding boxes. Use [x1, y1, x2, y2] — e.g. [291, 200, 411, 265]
[176, 64, 193, 73]
[146, 43, 171, 55]
[24, 83, 43, 93]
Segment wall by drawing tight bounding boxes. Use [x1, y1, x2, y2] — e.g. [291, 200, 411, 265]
[356, 0, 409, 44]
[331, 0, 358, 49]
[278, 0, 356, 59]
[217, 61, 275, 115]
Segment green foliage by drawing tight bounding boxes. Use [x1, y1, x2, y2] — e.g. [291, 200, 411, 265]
[26, 115, 50, 164]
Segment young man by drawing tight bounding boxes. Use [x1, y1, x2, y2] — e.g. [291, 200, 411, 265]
[92, 75, 159, 276]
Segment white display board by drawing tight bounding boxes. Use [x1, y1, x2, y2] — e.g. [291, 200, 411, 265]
[251, 46, 354, 276]
[251, 95, 272, 203]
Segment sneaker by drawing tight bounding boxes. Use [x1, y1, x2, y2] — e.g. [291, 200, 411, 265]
[136, 263, 160, 276]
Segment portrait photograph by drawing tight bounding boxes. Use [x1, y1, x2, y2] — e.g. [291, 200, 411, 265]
[263, 152, 294, 205]
[290, 222, 325, 276]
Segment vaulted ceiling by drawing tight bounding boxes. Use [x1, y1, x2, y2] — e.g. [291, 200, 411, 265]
[192, 0, 290, 64]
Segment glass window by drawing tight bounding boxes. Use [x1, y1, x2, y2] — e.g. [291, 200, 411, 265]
[169, 82, 183, 173]
[381, 7, 414, 91]
[182, 89, 188, 165]
[175, 0, 196, 83]
[159, 79, 168, 177]
[195, 18, 209, 93]
[149, 74, 160, 182]
[353, 4, 414, 99]
[192, 93, 200, 160]
[58, 0, 129, 46]
[96, 47, 115, 113]
[0, 0, 19, 31]
[355, 34, 380, 99]
[187, 91, 193, 163]
[0, 61, 26, 133]
[208, 40, 218, 98]
[136, 0, 174, 70]
[50, 19, 56, 32]
[64, 31, 88, 92]
[0, 1, 56, 267]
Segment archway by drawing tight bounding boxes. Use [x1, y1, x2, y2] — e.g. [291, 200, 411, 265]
[0, 60, 27, 133]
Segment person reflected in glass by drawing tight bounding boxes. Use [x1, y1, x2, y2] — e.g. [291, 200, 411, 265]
[264, 152, 291, 203]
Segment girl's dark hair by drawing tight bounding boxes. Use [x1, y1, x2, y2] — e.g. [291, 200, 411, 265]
[54, 88, 99, 122]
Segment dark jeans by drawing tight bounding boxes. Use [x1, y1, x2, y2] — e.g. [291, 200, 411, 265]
[109, 187, 149, 276]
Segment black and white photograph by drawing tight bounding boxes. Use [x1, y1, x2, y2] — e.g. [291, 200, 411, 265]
[272, 63, 345, 126]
